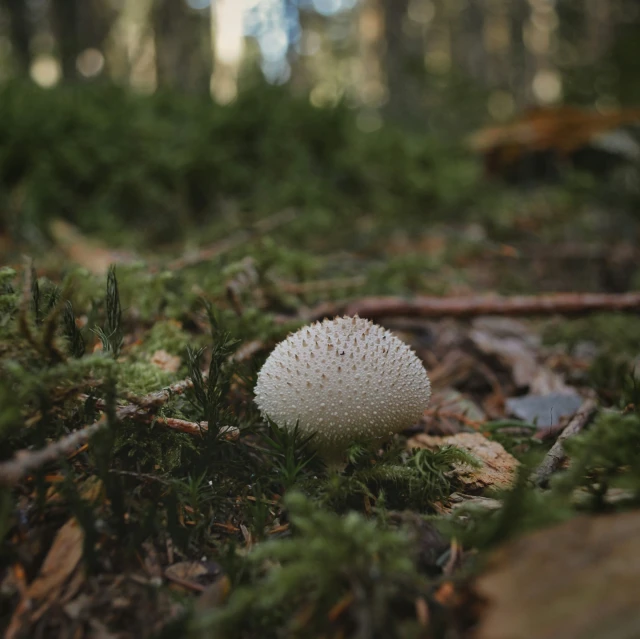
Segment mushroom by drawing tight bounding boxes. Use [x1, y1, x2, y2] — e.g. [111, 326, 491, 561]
[254, 316, 431, 464]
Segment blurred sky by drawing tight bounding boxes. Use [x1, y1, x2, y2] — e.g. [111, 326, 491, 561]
[190, 0, 358, 83]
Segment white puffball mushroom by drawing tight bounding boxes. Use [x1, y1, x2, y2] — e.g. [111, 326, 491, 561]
[254, 316, 431, 463]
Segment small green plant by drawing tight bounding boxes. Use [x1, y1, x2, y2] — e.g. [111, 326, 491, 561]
[92, 266, 123, 357]
[407, 445, 481, 500]
[194, 492, 424, 638]
[186, 304, 239, 432]
[62, 300, 85, 358]
[262, 420, 320, 490]
[559, 410, 640, 507]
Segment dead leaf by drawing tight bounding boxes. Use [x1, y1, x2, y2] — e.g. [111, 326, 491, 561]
[6, 518, 85, 638]
[165, 560, 225, 593]
[49, 219, 134, 275]
[408, 432, 518, 492]
[472, 329, 537, 389]
[470, 317, 570, 395]
[150, 349, 181, 373]
[474, 511, 640, 639]
[468, 105, 640, 180]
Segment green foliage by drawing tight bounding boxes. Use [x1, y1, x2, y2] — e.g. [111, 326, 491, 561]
[542, 313, 640, 357]
[558, 410, 640, 506]
[588, 355, 640, 408]
[186, 305, 239, 429]
[62, 300, 85, 358]
[139, 319, 194, 357]
[262, 420, 321, 490]
[450, 406, 640, 549]
[194, 492, 424, 638]
[365, 253, 445, 296]
[113, 422, 195, 474]
[449, 462, 573, 551]
[407, 445, 481, 500]
[0, 268, 18, 339]
[1, 81, 481, 247]
[318, 445, 480, 511]
[92, 265, 123, 357]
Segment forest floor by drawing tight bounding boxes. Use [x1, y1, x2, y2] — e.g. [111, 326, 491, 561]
[1, 90, 640, 638]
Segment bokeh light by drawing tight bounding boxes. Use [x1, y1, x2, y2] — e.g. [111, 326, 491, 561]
[30, 54, 61, 87]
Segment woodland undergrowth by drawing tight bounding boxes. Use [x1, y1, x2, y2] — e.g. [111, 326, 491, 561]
[1, 257, 639, 639]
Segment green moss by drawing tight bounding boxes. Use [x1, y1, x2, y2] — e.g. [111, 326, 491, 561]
[139, 320, 194, 357]
[559, 410, 640, 504]
[542, 312, 640, 356]
[195, 492, 424, 638]
[116, 360, 176, 396]
[0, 81, 484, 251]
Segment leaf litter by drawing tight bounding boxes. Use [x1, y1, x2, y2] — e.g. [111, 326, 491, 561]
[2, 214, 640, 639]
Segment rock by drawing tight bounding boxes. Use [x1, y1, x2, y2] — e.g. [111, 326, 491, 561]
[506, 392, 584, 428]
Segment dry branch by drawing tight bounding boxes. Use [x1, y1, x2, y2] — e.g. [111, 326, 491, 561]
[334, 292, 640, 320]
[0, 376, 204, 487]
[531, 398, 598, 488]
[0, 417, 107, 486]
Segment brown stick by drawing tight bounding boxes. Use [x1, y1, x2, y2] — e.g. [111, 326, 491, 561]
[123, 376, 196, 409]
[0, 417, 107, 486]
[531, 398, 598, 488]
[0, 376, 205, 487]
[338, 292, 640, 320]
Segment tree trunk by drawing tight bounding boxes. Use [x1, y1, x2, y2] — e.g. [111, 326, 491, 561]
[50, 0, 80, 81]
[380, 0, 413, 121]
[153, 0, 209, 92]
[355, 0, 386, 107]
[2, 0, 32, 75]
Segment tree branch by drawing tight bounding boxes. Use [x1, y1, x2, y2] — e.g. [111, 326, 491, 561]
[335, 292, 640, 320]
[531, 398, 598, 488]
[0, 376, 210, 487]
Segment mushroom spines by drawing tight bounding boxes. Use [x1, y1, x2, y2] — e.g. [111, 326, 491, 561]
[254, 316, 431, 460]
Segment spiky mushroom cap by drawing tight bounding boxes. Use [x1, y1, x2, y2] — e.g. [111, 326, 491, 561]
[254, 316, 431, 462]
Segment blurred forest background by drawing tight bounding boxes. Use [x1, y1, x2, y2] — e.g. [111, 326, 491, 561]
[3, 0, 640, 114]
[3, 5, 640, 638]
[1, 0, 640, 282]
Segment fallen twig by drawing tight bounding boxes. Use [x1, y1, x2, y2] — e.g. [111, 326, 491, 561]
[123, 376, 196, 409]
[0, 417, 107, 486]
[531, 398, 598, 488]
[307, 292, 640, 320]
[0, 377, 208, 487]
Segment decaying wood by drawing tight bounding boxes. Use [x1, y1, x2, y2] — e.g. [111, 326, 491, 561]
[332, 291, 640, 320]
[531, 398, 598, 488]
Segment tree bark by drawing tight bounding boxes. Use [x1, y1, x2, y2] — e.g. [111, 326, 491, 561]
[380, 0, 416, 121]
[2, 0, 32, 75]
[153, 0, 209, 92]
[50, 0, 80, 81]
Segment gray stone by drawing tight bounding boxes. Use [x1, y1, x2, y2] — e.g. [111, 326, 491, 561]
[506, 392, 584, 428]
